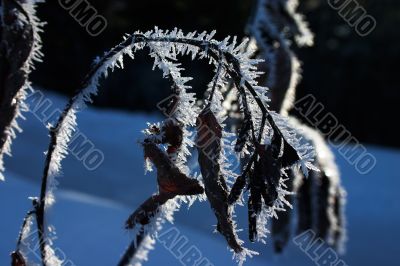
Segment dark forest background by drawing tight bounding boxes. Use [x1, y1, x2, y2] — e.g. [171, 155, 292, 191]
[31, 0, 399, 148]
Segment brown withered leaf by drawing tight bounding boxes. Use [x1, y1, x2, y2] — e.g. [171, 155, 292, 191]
[235, 112, 252, 153]
[316, 170, 331, 240]
[272, 169, 295, 253]
[197, 107, 243, 253]
[228, 174, 247, 205]
[248, 193, 258, 243]
[296, 170, 314, 234]
[143, 142, 204, 196]
[161, 119, 183, 154]
[255, 142, 282, 207]
[246, 139, 285, 242]
[126, 141, 204, 229]
[248, 186, 262, 242]
[125, 194, 172, 228]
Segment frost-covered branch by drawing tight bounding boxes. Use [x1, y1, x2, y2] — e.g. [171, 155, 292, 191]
[0, 0, 44, 181]
[18, 27, 317, 266]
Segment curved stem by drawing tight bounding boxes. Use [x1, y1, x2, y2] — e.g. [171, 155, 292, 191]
[35, 129, 57, 266]
[16, 209, 35, 249]
[117, 227, 146, 266]
[208, 51, 224, 103]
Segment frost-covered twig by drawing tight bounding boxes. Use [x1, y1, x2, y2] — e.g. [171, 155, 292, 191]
[0, 0, 44, 181]
[12, 197, 40, 265]
[118, 227, 146, 266]
[12, 209, 35, 265]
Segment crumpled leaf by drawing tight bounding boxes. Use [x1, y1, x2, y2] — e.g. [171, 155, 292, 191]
[126, 141, 204, 229]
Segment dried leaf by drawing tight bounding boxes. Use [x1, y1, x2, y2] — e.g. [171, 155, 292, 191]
[235, 113, 252, 153]
[316, 171, 331, 240]
[143, 142, 204, 196]
[272, 170, 295, 253]
[126, 142, 204, 229]
[125, 194, 171, 229]
[248, 194, 258, 242]
[228, 174, 247, 205]
[255, 143, 281, 207]
[296, 170, 314, 234]
[197, 107, 243, 253]
[161, 119, 183, 153]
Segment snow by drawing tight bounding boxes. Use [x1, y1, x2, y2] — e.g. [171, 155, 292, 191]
[1, 90, 399, 265]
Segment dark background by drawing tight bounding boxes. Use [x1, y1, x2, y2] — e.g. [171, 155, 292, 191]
[32, 0, 399, 148]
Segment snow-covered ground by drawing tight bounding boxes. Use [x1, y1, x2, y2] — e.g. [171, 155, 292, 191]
[1, 90, 399, 265]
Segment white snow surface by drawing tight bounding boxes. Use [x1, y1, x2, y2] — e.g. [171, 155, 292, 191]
[1, 90, 399, 265]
